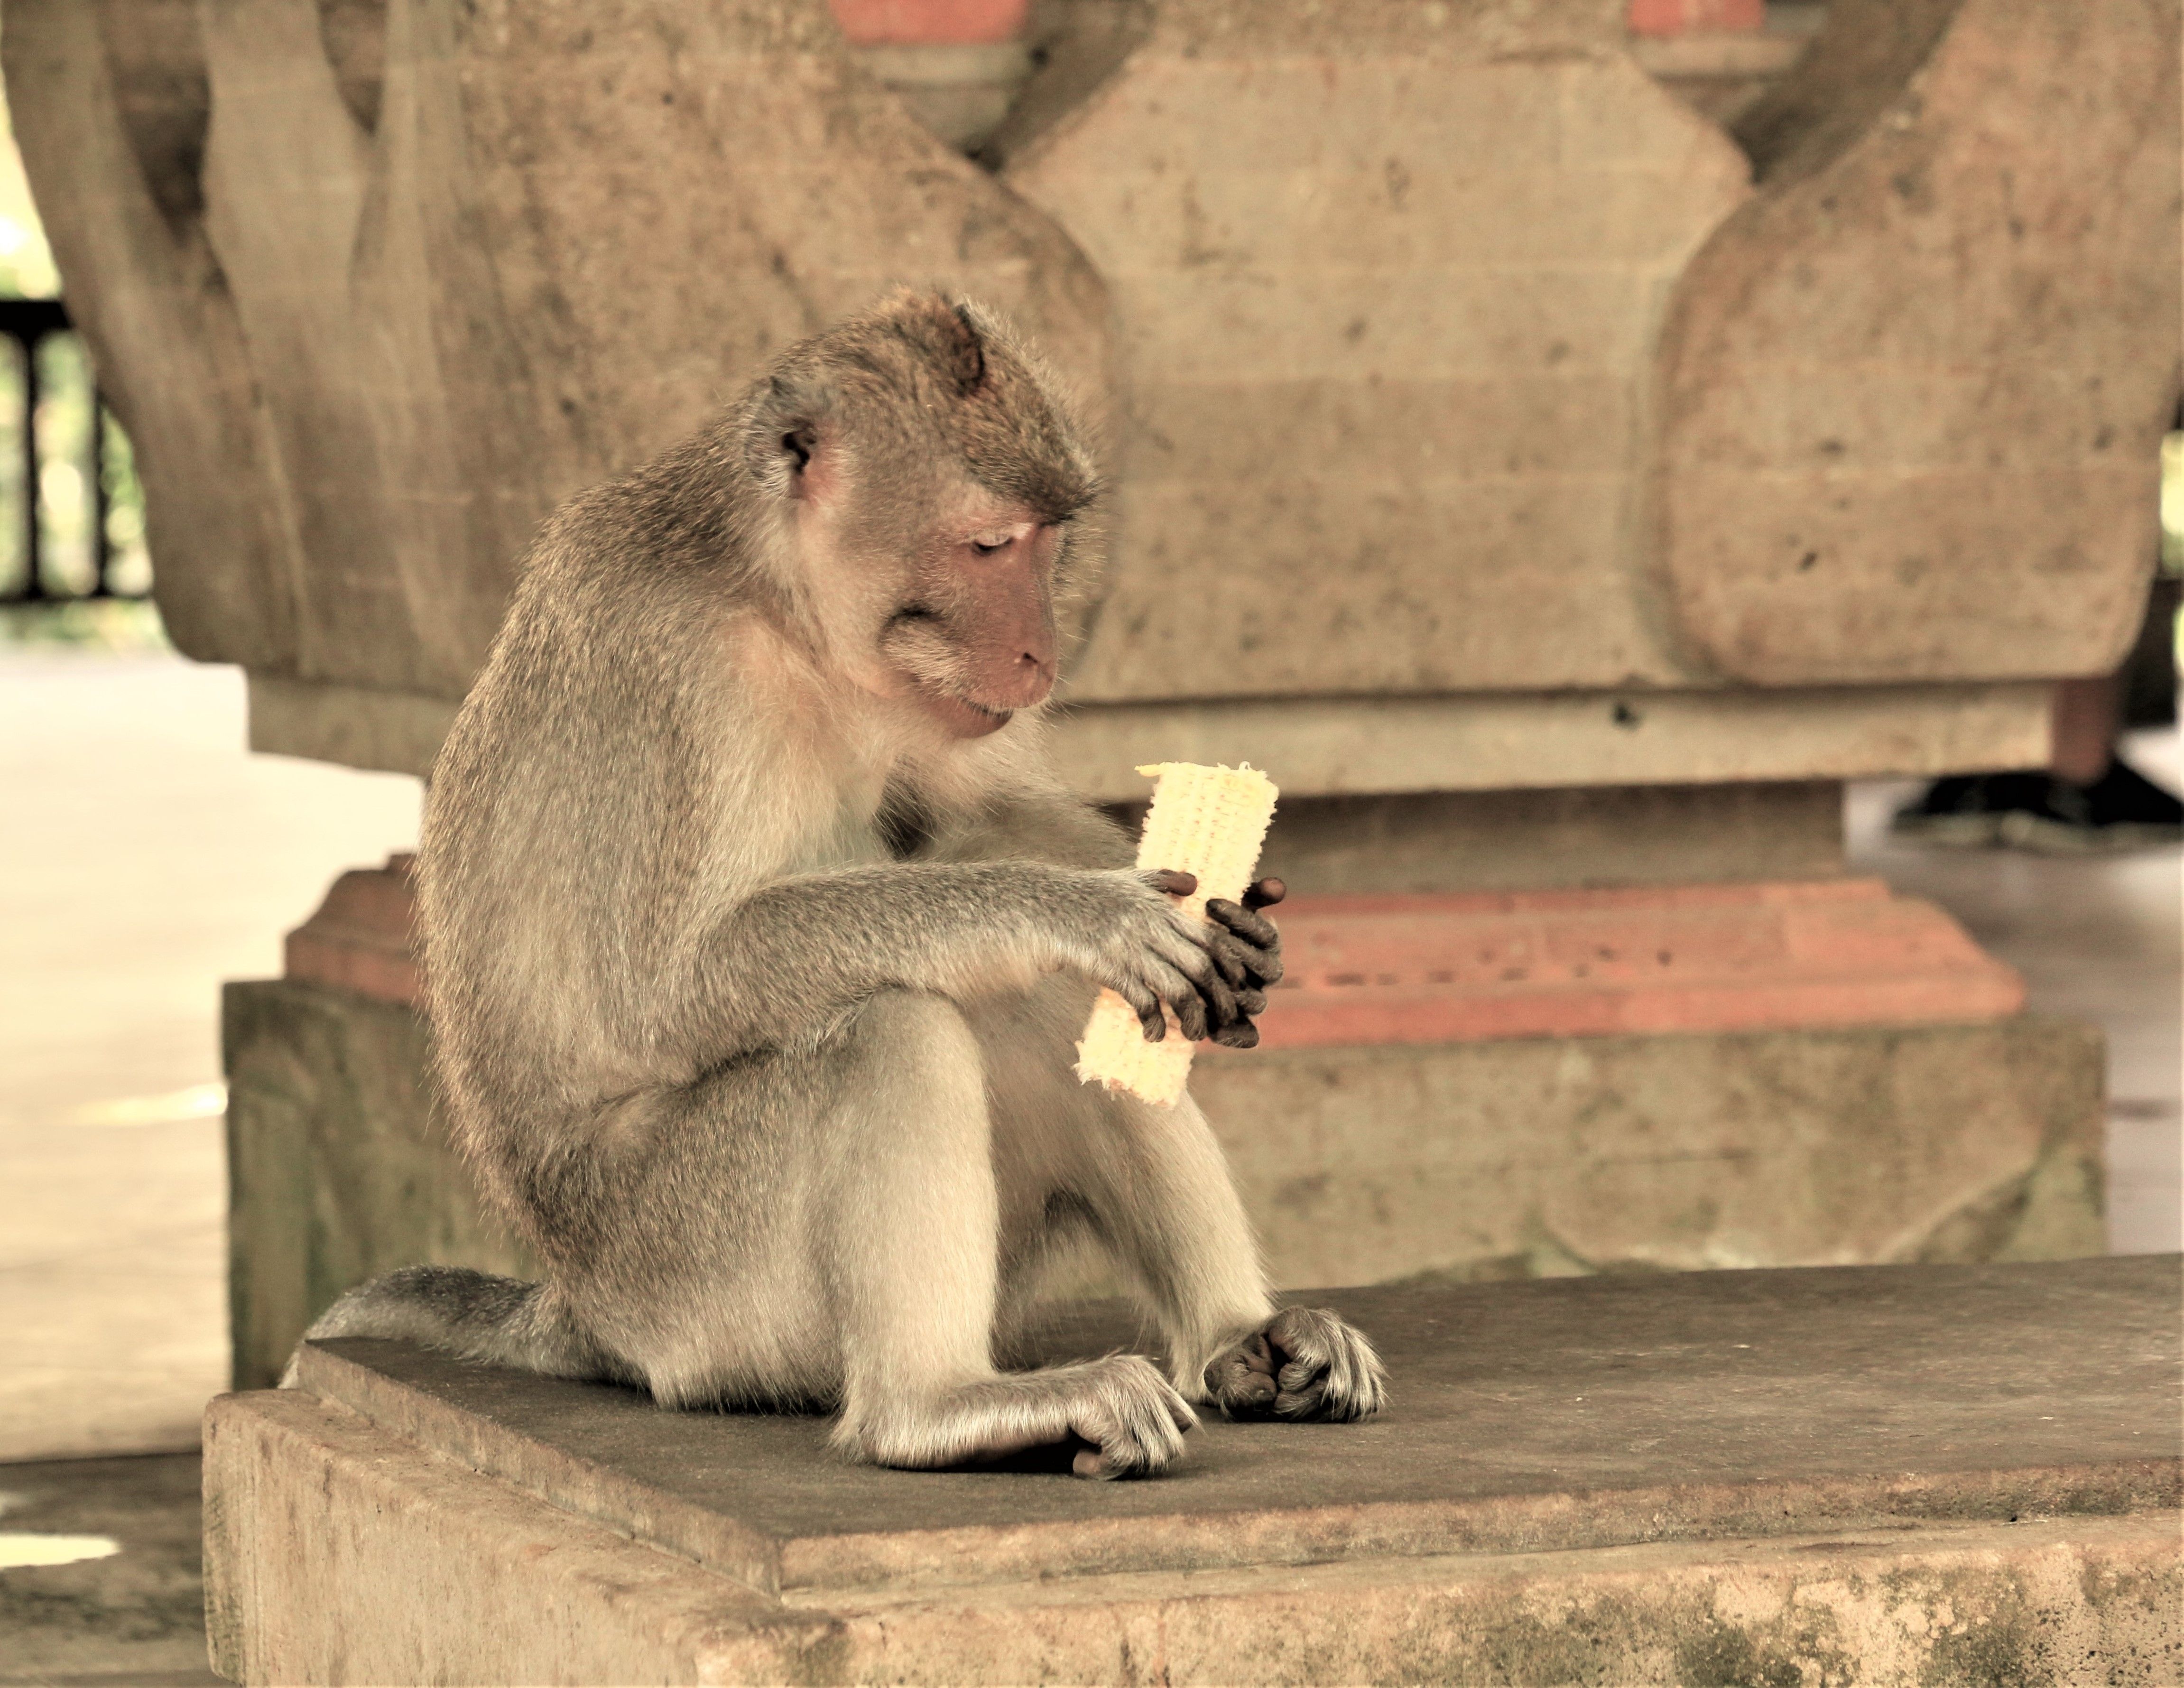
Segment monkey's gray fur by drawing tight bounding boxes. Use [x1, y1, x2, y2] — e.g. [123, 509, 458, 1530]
[299, 292, 1384, 1476]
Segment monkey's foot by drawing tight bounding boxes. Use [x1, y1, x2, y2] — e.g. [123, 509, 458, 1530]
[1204, 1307, 1387, 1423]
[847, 1355, 1197, 1480]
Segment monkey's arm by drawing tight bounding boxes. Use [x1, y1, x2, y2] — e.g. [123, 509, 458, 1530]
[688, 861, 1234, 1057]
[937, 791, 1136, 870]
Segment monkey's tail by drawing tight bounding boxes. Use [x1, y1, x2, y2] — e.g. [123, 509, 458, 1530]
[278, 1265, 603, 1388]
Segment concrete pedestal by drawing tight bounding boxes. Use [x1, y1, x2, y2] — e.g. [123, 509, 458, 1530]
[224, 859, 2106, 1389]
[204, 1257, 2183, 1686]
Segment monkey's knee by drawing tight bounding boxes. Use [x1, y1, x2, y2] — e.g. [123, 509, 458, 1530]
[837, 990, 988, 1122]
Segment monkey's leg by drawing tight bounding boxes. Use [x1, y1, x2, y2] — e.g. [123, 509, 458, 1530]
[976, 987, 1269, 1383]
[979, 982, 1387, 1424]
[823, 991, 1196, 1479]
[1087, 1089, 1388, 1423]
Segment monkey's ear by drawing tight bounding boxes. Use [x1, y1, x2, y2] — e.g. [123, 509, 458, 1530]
[749, 372, 833, 500]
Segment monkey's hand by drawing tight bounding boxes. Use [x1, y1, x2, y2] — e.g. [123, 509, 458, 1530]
[1064, 868, 1251, 1045]
[1204, 1307, 1386, 1424]
[1200, 878, 1285, 1050]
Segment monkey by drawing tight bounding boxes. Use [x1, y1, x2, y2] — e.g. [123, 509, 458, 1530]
[298, 290, 1385, 1478]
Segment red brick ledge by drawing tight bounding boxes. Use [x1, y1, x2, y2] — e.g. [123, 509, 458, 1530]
[1253, 879, 2023, 1050]
[283, 854, 422, 1009]
[284, 865, 2023, 1046]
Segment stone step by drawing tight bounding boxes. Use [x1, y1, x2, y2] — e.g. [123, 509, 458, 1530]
[205, 1257, 2183, 1684]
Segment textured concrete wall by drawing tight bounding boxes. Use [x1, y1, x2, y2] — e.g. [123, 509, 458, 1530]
[1195, 1016, 2104, 1287]
[1004, 0, 1749, 698]
[1660, 0, 2182, 686]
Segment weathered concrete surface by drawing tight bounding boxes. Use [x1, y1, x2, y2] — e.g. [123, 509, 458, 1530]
[1196, 1016, 2104, 1287]
[204, 1259, 2184, 1685]
[1256, 780, 1850, 893]
[1660, 0, 2183, 686]
[222, 978, 533, 1391]
[245, 670, 2060, 791]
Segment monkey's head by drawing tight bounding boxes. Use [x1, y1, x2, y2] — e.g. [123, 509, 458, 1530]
[744, 291, 1099, 740]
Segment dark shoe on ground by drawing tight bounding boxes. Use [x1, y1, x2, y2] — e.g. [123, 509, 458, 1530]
[1997, 760, 2184, 854]
[1890, 773, 2047, 847]
[1892, 764, 2183, 853]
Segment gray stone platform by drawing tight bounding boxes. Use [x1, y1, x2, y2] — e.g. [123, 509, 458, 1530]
[205, 1258, 2183, 1685]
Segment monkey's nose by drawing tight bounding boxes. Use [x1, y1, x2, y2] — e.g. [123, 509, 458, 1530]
[1001, 650, 1056, 705]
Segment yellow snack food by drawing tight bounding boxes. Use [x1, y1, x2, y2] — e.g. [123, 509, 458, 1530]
[1073, 762, 1279, 1106]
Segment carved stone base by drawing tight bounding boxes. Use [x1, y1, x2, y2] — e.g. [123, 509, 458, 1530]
[225, 860, 2102, 1388]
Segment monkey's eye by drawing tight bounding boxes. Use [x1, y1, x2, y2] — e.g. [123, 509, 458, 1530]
[968, 533, 1013, 556]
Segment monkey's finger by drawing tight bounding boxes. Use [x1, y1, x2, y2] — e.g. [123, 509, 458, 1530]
[1147, 869, 1198, 898]
[1201, 927, 1252, 988]
[1210, 1017, 1259, 1050]
[1179, 948, 1241, 1029]
[1244, 877, 1287, 910]
[1111, 977, 1168, 1042]
[1147, 960, 1212, 1042]
[1206, 899, 1282, 954]
[1206, 927, 1277, 994]
[1236, 987, 1268, 1016]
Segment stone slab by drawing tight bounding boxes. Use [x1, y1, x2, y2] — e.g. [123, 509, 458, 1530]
[222, 978, 534, 1392]
[243, 668, 2058, 791]
[206, 1259, 2184, 1685]
[1256, 779, 1850, 893]
[1195, 1016, 2104, 1286]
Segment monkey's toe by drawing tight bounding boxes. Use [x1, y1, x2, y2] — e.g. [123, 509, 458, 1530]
[1206, 1308, 1386, 1423]
[1204, 1330, 1281, 1418]
[1068, 1354, 1197, 1479]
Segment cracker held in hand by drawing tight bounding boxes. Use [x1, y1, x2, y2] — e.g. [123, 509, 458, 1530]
[1074, 762, 1279, 1106]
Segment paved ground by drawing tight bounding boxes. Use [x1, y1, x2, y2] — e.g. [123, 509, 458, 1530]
[0, 1453, 219, 1687]
[1, 641, 420, 1466]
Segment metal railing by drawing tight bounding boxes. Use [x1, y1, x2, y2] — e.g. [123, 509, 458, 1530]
[0, 295, 145, 603]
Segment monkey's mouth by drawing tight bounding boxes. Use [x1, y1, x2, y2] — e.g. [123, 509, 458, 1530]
[916, 686, 1016, 739]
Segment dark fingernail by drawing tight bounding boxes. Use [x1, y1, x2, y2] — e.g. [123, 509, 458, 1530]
[1155, 869, 1198, 896]
[1245, 877, 1287, 909]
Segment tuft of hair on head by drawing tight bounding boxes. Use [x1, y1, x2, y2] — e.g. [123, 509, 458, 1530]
[882, 291, 989, 399]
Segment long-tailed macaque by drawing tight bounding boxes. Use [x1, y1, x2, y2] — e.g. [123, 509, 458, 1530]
[301, 292, 1384, 1476]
